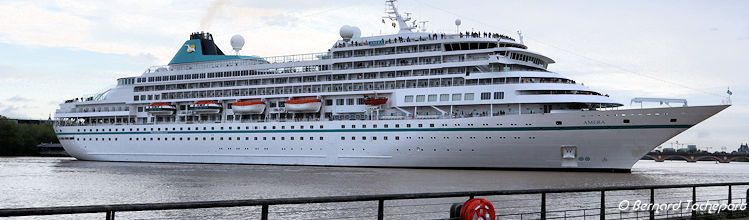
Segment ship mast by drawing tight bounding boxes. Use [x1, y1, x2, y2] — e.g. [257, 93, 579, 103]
[384, 0, 416, 33]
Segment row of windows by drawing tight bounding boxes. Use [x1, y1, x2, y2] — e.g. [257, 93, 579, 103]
[80, 136, 326, 141]
[76, 135, 538, 142]
[140, 74, 571, 102]
[405, 92, 504, 103]
[75, 121, 537, 133]
[77, 121, 528, 133]
[78, 125, 325, 132]
[136, 66, 328, 84]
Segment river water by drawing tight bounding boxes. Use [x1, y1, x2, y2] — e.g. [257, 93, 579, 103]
[1, 157, 748, 219]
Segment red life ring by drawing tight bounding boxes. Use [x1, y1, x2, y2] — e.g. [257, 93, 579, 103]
[460, 198, 495, 220]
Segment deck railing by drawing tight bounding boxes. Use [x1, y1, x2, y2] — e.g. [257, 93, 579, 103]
[1, 182, 748, 219]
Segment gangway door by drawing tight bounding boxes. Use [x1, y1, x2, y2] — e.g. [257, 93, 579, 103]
[561, 145, 578, 167]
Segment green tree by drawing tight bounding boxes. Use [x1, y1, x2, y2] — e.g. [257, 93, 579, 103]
[0, 116, 58, 156]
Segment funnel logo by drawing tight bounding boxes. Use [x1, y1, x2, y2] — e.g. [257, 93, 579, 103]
[184, 44, 196, 53]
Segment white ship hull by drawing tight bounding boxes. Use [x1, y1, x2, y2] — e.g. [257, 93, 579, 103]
[54, 105, 728, 171]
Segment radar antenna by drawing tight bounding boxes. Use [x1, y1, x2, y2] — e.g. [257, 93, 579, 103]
[383, 0, 416, 33]
[418, 21, 429, 32]
[517, 30, 524, 44]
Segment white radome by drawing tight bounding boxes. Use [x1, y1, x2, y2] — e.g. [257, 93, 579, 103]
[455, 18, 461, 26]
[339, 25, 354, 41]
[230, 34, 245, 52]
[352, 26, 361, 39]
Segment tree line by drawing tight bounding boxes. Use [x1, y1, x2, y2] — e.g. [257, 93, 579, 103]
[0, 116, 58, 156]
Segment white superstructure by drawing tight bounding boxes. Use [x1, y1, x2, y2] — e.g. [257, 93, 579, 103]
[53, 0, 728, 171]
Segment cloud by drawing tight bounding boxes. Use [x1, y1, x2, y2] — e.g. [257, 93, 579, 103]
[7, 96, 31, 102]
[263, 13, 300, 27]
[0, 106, 27, 119]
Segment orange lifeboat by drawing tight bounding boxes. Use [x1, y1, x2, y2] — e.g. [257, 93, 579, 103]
[231, 100, 266, 114]
[189, 100, 222, 114]
[145, 102, 176, 115]
[363, 94, 388, 105]
[285, 98, 321, 112]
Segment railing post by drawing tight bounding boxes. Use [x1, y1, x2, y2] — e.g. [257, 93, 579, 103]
[728, 185, 732, 204]
[691, 187, 697, 220]
[261, 205, 269, 220]
[541, 193, 547, 220]
[600, 190, 605, 220]
[650, 188, 655, 220]
[378, 199, 384, 220]
[728, 185, 733, 217]
[105, 211, 114, 220]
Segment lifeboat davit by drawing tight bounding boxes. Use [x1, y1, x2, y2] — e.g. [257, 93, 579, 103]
[189, 100, 222, 114]
[363, 95, 388, 105]
[231, 100, 266, 114]
[145, 103, 176, 115]
[285, 98, 321, 113]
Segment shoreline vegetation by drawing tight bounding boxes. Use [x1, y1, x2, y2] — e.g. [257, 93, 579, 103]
[0, 116, 58, 156]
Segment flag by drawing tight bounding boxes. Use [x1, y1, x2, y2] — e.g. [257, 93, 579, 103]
[727, 88, 733, 95]
[382, 19, 385, 24]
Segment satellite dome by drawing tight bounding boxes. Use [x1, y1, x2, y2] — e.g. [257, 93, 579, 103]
[230, 34, 245, 53]
[455, 19, 462, 26]
[352, 26, 361, 39]
[339, 25, 354, 41]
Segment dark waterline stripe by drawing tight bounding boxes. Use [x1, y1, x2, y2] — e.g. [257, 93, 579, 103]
[56, 124, 692, 136]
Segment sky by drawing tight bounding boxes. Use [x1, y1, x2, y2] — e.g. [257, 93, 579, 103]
[0, 0, 747, 151]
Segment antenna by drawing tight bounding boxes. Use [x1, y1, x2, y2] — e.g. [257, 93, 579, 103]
[517, 30, 524, 44]
[418, 21, 429, 32]
[383, 0, 416, 33]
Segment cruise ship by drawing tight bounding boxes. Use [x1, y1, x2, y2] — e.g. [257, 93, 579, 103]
[53, 0, 728, 171]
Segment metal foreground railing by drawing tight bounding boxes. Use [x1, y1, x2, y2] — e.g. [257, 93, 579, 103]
[1, 182, 749, 220]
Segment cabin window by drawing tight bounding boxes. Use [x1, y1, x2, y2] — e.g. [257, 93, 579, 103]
[428, 94, 437, 102]
[404, 95, 414, 102]
[416, 95, 425, 102]
[440, 94, 450, 101]
[481, 92, 491, 100]
[494, 92, 505, 99]
[464, 93, 474, 101]
[452, 93, 462, 101]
